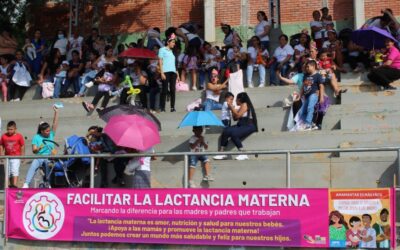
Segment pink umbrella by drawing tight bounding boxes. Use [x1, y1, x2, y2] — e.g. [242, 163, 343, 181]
[104, 115, 160, 150]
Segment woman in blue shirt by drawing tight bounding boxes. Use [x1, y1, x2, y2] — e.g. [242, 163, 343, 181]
[158, 33, 180, 112]
[23, 106, 59, 188]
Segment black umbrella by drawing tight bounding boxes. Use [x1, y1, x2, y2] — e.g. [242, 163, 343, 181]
[97, 105, 162, 131]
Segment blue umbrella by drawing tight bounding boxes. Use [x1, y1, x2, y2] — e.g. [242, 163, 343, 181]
[178, 111, 224, 128]
[351, 26, 398, 50]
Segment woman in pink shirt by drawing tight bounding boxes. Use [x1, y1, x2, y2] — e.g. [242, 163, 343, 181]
[367, 38, 400, 90]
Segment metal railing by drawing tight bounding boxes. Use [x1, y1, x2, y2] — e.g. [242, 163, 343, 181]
[1, 146, 399, 247]
[1, 146, 399, 189]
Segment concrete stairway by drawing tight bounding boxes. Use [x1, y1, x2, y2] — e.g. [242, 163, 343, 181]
[1, 71, 400, 190]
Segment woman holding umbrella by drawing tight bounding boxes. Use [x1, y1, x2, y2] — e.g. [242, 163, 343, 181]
[368, 38, 400, 90]
[213, 92, 258, 161]
[158, 33, 179, 112]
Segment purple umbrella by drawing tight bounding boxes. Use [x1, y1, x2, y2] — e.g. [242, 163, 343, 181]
[351, 26, 398, 50]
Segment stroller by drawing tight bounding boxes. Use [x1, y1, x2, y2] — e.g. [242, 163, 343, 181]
[40, 135, 91, 188]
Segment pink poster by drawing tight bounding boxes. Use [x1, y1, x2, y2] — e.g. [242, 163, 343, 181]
[7, 188, 329, 247]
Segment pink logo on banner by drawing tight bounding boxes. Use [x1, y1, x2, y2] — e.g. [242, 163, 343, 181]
[22, 192, 65, 240]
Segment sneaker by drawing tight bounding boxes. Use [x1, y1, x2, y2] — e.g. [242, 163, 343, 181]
[258, 83, 265, 88]
[235, 154, 249, 160]
[248, 83, 254, 88]
[311, 123, 320, 130]
[189, 180, 196, 188]
[85, 81, 94, 88]
[192, 86, 197, 91]
[22, 183, 29, 188]
[13, 98, 20, 102]
[213, 155, 228, 160]
[202, 175, 215, 182]
[170, 108, 176, 112]
[303, 125, 313, 131]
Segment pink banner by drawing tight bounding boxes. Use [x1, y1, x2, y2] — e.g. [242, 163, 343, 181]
[7, 188, 329, 247]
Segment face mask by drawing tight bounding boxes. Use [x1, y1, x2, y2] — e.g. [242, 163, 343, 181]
[58, 34, 64, 39]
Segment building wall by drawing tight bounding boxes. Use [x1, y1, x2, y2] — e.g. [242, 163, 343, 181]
[29, 0, 400, 44]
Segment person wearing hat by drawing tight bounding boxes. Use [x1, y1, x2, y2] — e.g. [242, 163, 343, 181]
[368, 38, 400, 90]
[158, 33, 179, 112]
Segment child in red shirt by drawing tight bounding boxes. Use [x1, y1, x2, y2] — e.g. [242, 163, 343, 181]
[0, 121, 25, 187]
[318, 51, 335, 82]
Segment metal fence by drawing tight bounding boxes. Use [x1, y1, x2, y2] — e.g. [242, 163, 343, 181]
[1, 146, 399, 246]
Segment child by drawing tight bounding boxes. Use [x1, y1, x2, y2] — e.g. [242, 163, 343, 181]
[318, 51, 335, 82]
[182, 45, 199, 90]
[346, 216, 362, 248]
[0, 56, 10, 102]
[221, 92, 234, 127]
[298, 60, 325, 131]
[9, 50, 32, 101]
[188, 126, 213, 188]
[22, 38, 37, 61]
[53, 60, 69, 98]
[82, 63, 114, 112]
[0, 121, 25, 188]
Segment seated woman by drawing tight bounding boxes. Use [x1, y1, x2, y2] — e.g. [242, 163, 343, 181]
[269, 34, 294, 85]
[213, 92, 258, 161]
[203, 68, 227, 111]
[246, 36, 269, 88]
[368, 38, 400, 90]
[23, 106, 59, 188]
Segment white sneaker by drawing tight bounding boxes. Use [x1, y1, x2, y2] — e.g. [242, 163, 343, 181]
[192, 86, 197, 91]
[22, 183, 29, 188]
[14, 98, 20, 102]
[248, 83, 254, 88]
[189, 180, 196, 188]
[213, 155, 228, 160]
[235, 154, 249, 160]
[85, 81, 94, 88]
[258, 83, 265, 88]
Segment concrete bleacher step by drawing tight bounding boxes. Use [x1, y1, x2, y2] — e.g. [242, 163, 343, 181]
[150, 155, 397, 188]
[154, 129, 400, 155]
[341, 114, 400, 131]
[341, 89, 399, 105]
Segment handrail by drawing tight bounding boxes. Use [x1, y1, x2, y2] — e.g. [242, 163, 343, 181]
[1, 146, 400, 159]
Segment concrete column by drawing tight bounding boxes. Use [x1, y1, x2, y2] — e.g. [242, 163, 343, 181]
[353, 0, 365, 29]
[165, 0, 172, 28]
[204, 0, 216, 42]
[241, 0, 248, 26]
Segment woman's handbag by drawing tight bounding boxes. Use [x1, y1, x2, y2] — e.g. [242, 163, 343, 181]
[175, 80, 189, 92]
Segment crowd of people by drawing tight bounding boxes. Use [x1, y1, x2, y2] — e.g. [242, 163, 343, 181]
[1, 6, 400, 188]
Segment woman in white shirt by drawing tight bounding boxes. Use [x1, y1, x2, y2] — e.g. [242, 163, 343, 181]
[246, 36, 269, 88]
[254, 11, 271, 50]
[269, 34, 294, 85]
[52, 30, 69, 59]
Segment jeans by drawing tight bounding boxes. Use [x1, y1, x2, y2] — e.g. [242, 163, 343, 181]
[247, 64, 266, 86]
[261, 41, 270, 51]
[78, 70, 97, 95]
[62, 77, 80, 95]
[220, 123, 257, 149]
[53, 76, 65, 98]
[189, 155, 209, 168]
[160, 72, 177, 110]
[270, 61, 291, 85]
[299, 93, 319, 125]
[25, 158, 48, 185]
[203, 98, 222, 111]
